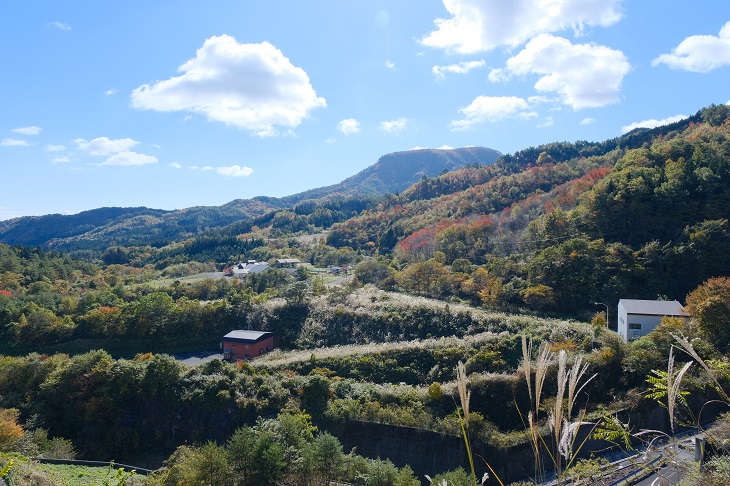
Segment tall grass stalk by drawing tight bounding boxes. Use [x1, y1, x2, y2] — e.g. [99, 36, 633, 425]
[519, 335, 596, 484]
[666, 347, 693, 436]
[672, 333, 729, 402]
[456, 361, 478, 486]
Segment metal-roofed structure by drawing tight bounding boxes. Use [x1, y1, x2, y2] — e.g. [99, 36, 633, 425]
[221, 330, 274, 361]
[617, 299, 688, 342]
[230, 261, 270, 277]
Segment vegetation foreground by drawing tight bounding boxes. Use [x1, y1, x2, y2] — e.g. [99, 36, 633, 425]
[1, 104, 730, 484]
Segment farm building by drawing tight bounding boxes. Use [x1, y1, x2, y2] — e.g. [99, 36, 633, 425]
[221, 330, 275, 361]
[227, 261, 270, 277]
[617, 299, 688, 342]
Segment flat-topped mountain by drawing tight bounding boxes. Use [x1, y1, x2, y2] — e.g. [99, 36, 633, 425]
[0, 147, 501, 249]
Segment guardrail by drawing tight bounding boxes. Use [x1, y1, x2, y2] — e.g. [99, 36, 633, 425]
[608, 454, 663, 486]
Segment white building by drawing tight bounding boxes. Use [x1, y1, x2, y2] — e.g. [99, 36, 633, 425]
[617, 299, 688, 342]
[230, 261, 270, 277]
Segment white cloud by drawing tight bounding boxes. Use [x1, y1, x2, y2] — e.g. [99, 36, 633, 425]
[337, 118, 361, 135]
[385, 60, 396, 70]
[450, 96, 537, 130]
[46, 144, 67, 152]
[52, 156, 71, 164]
[620, 114, 687, 134]
[99, 151, 158, 166]
[652, 22, 730, 73]
[49, 21, 71, 31]
[379, 117, 409, 134]
[131, 35, 326, 136]
[12, 126, 42, 135]
[105, 88, 119, 96]
[202, 166, 213, 171]
[170, 162, 182, 169]
[421, 0, 622, 54]
[432, 60, 486, 78]
[580, 117, 595, 125]
[537, 116, 554, 128]
[1, 138, 31, 147]
[190, 166, 199, 170]
[489, 34, 630, 109]
[75, 137, 138, 155]
[409, 145, 454, 151]
[217, 165, 254, 177]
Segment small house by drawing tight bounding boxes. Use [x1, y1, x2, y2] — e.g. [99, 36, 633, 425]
[221, 330, 275, 361]
[276, 258, 301, 268]
[617, 299, 688, 342]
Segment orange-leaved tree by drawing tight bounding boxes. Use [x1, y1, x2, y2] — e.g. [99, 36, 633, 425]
[0, 408, 24, 452]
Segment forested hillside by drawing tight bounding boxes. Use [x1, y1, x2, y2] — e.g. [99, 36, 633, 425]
[327, 104, 730, 316]
[2, 104, 730, 485]
[0, 147, 500, 255]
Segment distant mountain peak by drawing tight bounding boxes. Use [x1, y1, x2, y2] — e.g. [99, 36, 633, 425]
[0, 146, 501, 249]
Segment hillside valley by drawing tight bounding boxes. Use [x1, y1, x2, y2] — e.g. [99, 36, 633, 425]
[1, 104, 730, 485]
[0, 147, 501, 252]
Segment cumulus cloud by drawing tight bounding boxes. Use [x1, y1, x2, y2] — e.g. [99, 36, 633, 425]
[337, 118, 361, 135]
[75, 137, 138, 156]
[580, 117, 595, 125]
[73, 136, 158, 167]
[620, 114, 687, 134]
[652, 22, 730, 73]
[105, 88, 119, 96]
[52, 156, 71, 164]
[46, 144, 67, 152]
[131, 35, 326, 136]
[99, 151, 158, 166]
[421, 0, 622, 54]
[170, 162, 182, 169]
[217, 165, 254, 177]
[1, 138, 31, 147]
[379, 118, 408, 134]
[489, 34, 630, 109]
[432, 60, 486, 78]
[385, 60, 396, 70]
[450, 96, 537, 130]
[537, 116, 554, 128]
[12, 126, 42, 135]
[49, 21, 71, 31]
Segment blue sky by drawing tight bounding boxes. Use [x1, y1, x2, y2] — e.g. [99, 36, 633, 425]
[2, 1, 730, 220]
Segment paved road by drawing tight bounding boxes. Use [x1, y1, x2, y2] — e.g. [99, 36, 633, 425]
[633, 437, 697, 486]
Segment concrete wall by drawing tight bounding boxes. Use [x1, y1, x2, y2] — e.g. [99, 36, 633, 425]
[320, 395, 725, 485]
[322, 419, 545, 484]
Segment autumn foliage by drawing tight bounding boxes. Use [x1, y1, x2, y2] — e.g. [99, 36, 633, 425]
[0, 408, 24, 452]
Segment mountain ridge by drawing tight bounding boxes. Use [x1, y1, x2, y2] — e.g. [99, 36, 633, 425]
[0, 146, 501, 249]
